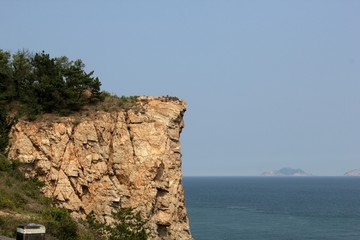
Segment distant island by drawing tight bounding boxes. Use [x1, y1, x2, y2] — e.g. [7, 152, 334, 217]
[262, 168, 312, 176]
[344, 169, 360, 176]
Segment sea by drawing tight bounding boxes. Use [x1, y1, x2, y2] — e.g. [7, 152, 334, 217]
[183, 177, 360, 240]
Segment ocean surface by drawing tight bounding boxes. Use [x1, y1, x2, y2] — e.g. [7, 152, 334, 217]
[183, 177, 360, 240]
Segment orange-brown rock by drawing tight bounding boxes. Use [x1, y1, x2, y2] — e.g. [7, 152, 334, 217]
[7, 97, 191, 240]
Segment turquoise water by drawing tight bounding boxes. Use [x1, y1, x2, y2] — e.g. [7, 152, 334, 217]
[183, 177, 360, 240]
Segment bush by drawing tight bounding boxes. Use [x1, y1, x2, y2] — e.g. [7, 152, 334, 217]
[0, 215, 28, 238]
[0, 154, 16, 172]
[86, 208, 148, 240]
[0, 111, 16, 153]
[108, 208, 147, 240]
[92, 92, 140, 112]
[41, 207, 78, 240]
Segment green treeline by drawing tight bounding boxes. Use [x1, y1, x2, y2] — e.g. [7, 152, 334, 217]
[0, 49, 102, 115]
[0, 49, 104, 152]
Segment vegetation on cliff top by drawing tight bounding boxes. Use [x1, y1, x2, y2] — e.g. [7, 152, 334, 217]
[0, 49, 181, 154]
[0, 49, 102, 116]
[0, 48, 105, 153]
[0, 49, 180, 118]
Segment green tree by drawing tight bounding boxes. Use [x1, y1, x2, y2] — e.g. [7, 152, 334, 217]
[12, 50, 32, 101]
[0, 50, 13, 103]
[0, 48, 104, 117]
[30, 51, 66, 112]
[60, 58, 102, 110]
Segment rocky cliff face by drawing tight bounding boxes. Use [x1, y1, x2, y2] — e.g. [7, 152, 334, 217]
[7, 97, 191, 240]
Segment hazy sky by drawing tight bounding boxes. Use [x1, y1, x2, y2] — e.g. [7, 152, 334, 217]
[2, 1, 360, 176]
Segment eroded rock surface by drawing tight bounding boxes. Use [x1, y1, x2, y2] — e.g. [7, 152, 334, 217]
[7, 97, 191, 240]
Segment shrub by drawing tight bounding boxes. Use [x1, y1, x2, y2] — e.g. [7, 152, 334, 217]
[108, 208, 148, 240]
[0, 111, 16, 153]
[41, 207, 78, 240]
[0, 154, 16, 172]
[86, 208, 148, 240]
[0, 215, 28, 238]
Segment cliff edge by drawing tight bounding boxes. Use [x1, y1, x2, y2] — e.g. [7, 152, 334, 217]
[6, 96, 191, 240]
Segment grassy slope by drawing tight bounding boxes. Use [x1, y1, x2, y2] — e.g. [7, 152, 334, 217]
[0, 155, 99, 240]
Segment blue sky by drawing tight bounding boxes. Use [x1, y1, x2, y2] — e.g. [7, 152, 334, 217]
[2, 1, 360, 176]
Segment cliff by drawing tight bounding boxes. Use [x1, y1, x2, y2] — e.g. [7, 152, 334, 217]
[6, 97, 191, 240]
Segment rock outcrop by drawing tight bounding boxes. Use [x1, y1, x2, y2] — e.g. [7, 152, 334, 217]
[7, 97, 191, 240]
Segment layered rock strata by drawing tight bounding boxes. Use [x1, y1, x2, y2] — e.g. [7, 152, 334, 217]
[7, 97, 191, 240]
